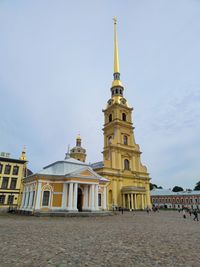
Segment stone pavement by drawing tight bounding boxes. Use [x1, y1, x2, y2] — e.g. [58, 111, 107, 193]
[0, 211, 200, 267]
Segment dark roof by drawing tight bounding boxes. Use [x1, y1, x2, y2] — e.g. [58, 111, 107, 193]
[90, 161, 104, 169]
[0, 157, 26, 164]
[27, 169, 33, 176]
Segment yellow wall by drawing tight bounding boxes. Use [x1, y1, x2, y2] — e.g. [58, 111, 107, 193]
[52, 194, 62, 207]
[0, 159, 26, 209]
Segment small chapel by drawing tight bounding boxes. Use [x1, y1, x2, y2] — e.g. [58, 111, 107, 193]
[20, 136, 108, 213]
[20, 18, 151, 213]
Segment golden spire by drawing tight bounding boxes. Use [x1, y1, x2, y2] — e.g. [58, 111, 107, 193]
[113, 17, 119, 74]
[112, 17, 123, 88]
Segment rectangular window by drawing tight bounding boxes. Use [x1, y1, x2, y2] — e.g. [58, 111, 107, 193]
[4, 165, 11, 175]
[7, 195, 14, 205]
[12, 166, 19, 175]
[1, 177, 9, 189]
[42, 191, 50, 206]
[0, 164, 3, 174]
[98, 193, 102, 207]
[10, 178, 17, 189]
[0, 195, 5, 205]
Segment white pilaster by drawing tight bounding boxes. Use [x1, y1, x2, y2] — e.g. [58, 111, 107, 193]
[134, 194, 137, 210]
[62, 183, 67, 210]
[68, 183, 73, 210]
[103, 186, 107, 210]
[95, 184, 99, 210]
[73, 183, 78, 211]
[90, 184, 95, 211]
[35, 182, 42, 210]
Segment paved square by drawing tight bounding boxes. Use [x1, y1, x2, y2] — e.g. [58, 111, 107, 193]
[0, 211, 200, 267]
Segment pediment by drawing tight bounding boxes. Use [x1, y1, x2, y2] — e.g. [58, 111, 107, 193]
[79, 169, 94, 177]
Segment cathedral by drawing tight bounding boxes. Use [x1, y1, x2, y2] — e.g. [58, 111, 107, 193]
[20, 19, 151, 213]
[92, 18, 151, 210]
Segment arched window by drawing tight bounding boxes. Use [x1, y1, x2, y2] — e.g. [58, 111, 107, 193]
[116, 89, 118, 94]
[122, 113, 126, 121]
[42, 191, 50, 206]
[108, 136, 112, 145]
[120, 89, 122, 95]
[123, 135, 128, 145]
[109, 114, 112, 122]
[124, 159, 130, 170]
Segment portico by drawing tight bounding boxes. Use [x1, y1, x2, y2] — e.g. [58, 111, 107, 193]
[121, 186, 147, 210]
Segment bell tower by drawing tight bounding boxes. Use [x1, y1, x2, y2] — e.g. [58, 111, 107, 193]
[95, 18, 151, 210]
[103, 17, 139, 171]
[70, 135, 87, 162]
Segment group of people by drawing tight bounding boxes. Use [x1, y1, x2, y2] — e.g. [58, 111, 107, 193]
[181, 208, 199, 221]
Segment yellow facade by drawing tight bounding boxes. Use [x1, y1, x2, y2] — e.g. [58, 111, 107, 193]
[94, 18, 151, 210]
[21, 158, 108, 213]
[0, 151, 27, 212]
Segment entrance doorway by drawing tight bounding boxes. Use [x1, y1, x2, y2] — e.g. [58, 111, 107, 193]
[77, 188, 83, 211]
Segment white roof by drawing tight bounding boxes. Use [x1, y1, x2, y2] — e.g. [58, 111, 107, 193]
[27, 157, 108, 182]
[151, 189, 200, 196]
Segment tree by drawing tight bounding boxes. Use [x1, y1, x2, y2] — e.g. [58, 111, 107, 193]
[157, 186, 163, 189]
[172, 186, 184, 192]
[194, 181, 200, 191]
[150, 183, 157, 190]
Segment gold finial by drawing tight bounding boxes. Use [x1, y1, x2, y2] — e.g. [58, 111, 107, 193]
[113, 16, 119, 74]
[20, 145, 26, 161]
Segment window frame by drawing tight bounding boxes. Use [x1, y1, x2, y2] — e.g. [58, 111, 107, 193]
[42, 191, 50, 207]
[0, 195, 5, 205]
[1, 177, 9, 189]
[10, 178, 17, 189]
[4, 165, 11, 175]
[124, 159, 130, 170]
[12, 166, 19, 175]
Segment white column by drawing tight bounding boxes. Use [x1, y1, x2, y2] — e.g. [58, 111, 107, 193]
[68, 183, 73, 210]
[90, 184, 95, 211]
[131, 194, 134, 210]
[134, 194, 137, 210]
[83, 186, 88, 210]
[25, 189, 29, 208]
[103, 186, 107, 210]
[35, 182, 42, 210]
[128, 194, 130, 210]
[141, 194, 144, 210]
[62, 183, 67, 210]
[28, 190, 34, 209]
[73, 183, 78, 211]
[95, 184, 99, 211]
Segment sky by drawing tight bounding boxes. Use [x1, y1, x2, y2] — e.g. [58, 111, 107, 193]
[0, 0, 200, 189]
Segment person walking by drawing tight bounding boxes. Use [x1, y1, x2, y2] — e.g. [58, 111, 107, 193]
[193, 210, 199, 221]
[121, 207, 124, 215]
[183, 209, 186, 219]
